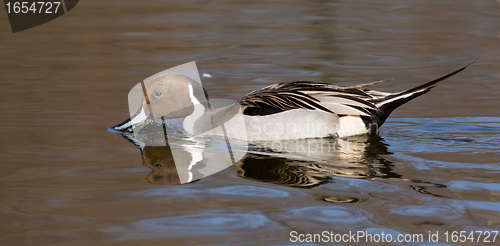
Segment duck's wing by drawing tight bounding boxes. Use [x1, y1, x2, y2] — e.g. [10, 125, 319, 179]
[238, 81, 384, 120]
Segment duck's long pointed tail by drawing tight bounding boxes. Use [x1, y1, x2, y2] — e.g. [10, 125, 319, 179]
[374, 62, 474, 125]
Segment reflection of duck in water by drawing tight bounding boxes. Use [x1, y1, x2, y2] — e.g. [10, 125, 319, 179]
[125, 131, 241, 185]
[140, 145, 180, 185]
[126, 131, 397, 187]
[236, 134, 400, 188]
[129, 132, 446, 198]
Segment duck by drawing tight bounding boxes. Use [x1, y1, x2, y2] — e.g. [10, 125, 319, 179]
[111, 63, 471, 141]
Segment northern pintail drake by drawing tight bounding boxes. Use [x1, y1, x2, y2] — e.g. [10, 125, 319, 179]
[112, 64, 471, 140]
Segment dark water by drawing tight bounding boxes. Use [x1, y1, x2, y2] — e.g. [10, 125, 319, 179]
[1, 0, 500, 245]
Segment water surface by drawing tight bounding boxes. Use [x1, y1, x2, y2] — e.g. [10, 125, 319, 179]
[1, 0, 500, 245]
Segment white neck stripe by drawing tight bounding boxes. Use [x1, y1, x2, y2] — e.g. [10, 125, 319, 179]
[183, 83, 205, 134]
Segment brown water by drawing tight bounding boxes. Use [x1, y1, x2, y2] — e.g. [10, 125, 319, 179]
[1, 0, 500, 245]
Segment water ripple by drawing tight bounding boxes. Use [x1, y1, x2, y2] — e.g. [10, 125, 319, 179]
[285, 206, 368, 224]
[105, 211, 282, 240]
[119, 184, 306, 199]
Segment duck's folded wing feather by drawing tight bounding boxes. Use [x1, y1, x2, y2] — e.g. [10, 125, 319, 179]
[238, 81, 383, 118]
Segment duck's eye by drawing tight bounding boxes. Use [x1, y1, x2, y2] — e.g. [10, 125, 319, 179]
[154, 163, 162, 167]
[155, 92, 162, 97]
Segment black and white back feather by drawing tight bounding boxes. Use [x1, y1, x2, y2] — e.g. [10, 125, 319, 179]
[239, 63, 471, 127]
